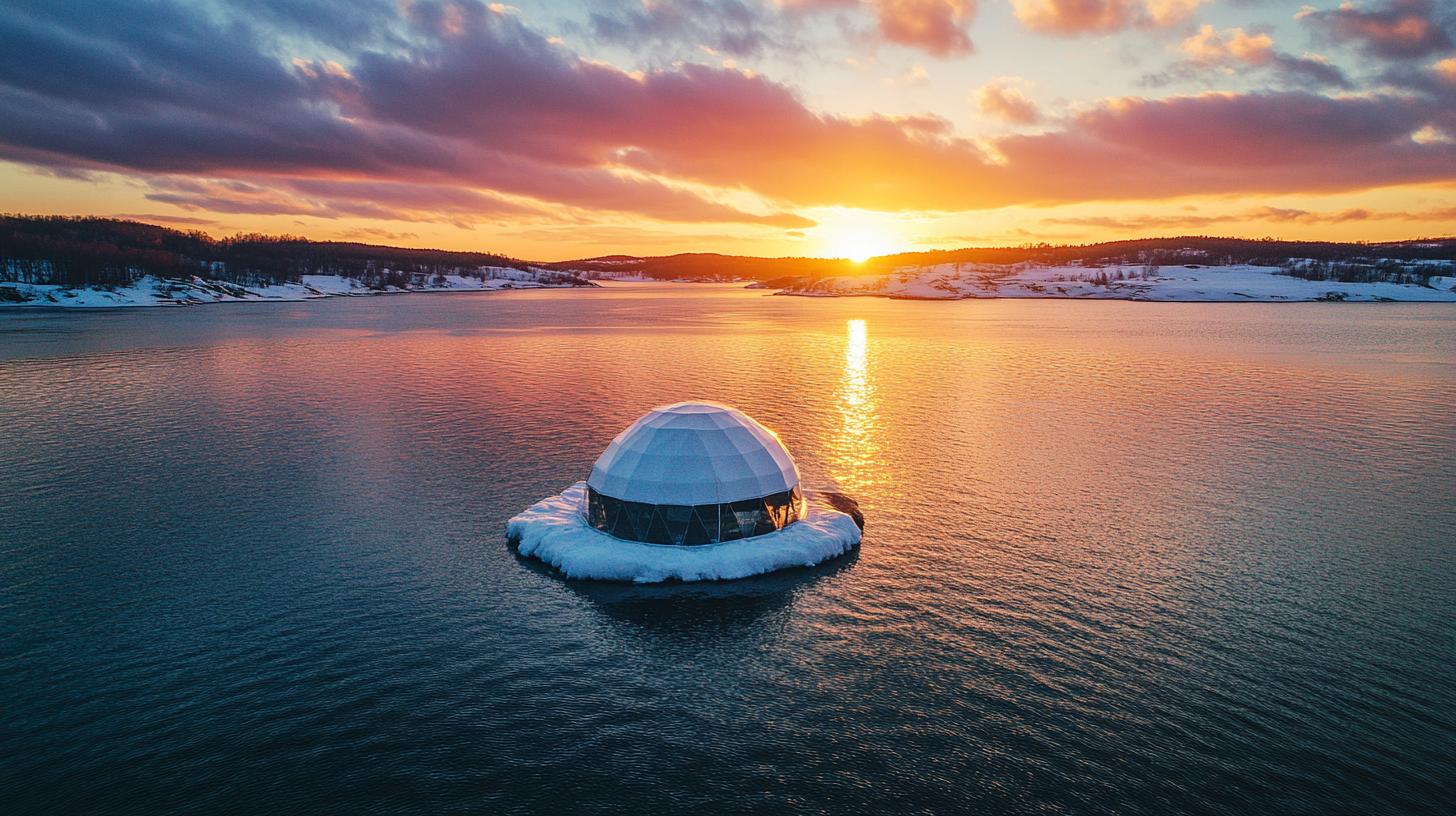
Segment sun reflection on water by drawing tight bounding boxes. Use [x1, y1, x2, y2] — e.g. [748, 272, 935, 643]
[831, 318, 880, 493]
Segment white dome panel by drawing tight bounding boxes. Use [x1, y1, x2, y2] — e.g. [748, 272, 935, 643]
[587, 402, 800, 505]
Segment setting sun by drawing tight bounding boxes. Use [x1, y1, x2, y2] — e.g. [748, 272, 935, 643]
[816, 210, 906, 262]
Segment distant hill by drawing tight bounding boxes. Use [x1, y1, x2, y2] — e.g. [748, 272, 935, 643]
[548, 252, 853, 282]
[551, 237, 1456, 282]
[0, 215, 547, 289]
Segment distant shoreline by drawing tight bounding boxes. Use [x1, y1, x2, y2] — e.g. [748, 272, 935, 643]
[0, 273, 596, 310]
[7, 268, 1456, 310]
[773, 291, 1452, 303]
[760, 262, 1456, 304]
[6, 218, 1454, 308]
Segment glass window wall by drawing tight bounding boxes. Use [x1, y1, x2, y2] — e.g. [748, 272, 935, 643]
[586, 486, 802, 545]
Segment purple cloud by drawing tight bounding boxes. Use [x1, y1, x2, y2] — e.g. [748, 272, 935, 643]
[1299, 0, 1454, 60]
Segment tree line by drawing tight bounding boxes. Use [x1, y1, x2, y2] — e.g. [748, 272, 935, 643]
[1277, 258, 1453, 287]
[548, 236, 1456, 282]
[0, 215, 538, 288]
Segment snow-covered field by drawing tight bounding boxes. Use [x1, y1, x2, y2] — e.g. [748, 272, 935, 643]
[11, 261, 1455, 307]
[583, 271, 746, 283]
[0, 267, 591, 308]
[508, 482, 862, 583]
[777, 263, 1456, 302]
[587, 272, 658, 282]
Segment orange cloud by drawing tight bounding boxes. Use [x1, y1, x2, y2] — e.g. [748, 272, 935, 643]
[1171, 24, 1349, 87]
[1183, 25, 1274, 64]
[1435, 57, 1456, 84]
[1045, 205, 1456, 231]
[778, 0, 977, 56]
[1010, 0, 1199, 36]
[872, 0, 977, 56]
[975, 79, 1040, 124]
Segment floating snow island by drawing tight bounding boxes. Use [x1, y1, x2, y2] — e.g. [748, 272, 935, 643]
[508, 402, 863, 583]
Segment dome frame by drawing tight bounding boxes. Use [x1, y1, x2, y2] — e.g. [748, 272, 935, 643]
[584, 402, 803, 546]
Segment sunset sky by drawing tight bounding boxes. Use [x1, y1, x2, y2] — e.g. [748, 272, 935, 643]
[2, 0, 1454, 260]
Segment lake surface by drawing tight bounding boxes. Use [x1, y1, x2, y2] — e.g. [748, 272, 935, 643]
[2, 284, 1454, 815]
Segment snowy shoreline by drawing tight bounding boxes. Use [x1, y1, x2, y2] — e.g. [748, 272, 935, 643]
[7, 263, 1456, 308]
[0, 270, 594, 309]
[771, 262, 1456, 303]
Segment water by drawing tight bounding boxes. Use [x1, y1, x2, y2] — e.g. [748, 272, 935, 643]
[2, 284, 1453, 815]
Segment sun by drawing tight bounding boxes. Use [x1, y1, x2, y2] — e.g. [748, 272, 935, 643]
[836, 232, 896, 263]
[814, 210, 904, 262]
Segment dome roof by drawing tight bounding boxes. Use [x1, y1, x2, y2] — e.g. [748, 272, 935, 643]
[588, 402, 799, 506]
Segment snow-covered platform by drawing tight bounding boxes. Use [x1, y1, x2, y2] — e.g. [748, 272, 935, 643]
[508, 482, 862, 583]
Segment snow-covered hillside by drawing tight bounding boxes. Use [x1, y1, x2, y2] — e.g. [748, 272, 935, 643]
[775, 262, 1456, 302]
[574, 269, 745, 283]
[0, 267, 594, 308]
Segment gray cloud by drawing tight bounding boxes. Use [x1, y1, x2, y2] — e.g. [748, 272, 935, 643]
[588, 0, 778, 57]
[1299, 0, 1454, 61]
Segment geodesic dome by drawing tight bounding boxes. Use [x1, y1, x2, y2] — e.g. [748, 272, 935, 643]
[585, 402, 802, 545]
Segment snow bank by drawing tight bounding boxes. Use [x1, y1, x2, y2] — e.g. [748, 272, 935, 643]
[775, 264, 1456, 302]
[507, 482, 862, 583]
[0, 269, 593, 308]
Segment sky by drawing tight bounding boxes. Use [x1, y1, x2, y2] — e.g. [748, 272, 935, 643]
[1, 0, 1454, 261]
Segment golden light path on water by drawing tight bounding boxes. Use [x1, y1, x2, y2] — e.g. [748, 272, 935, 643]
[830, 318, 880, 494]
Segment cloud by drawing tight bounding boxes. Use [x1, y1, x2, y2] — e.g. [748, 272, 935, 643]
[1068, 93, 1428, 167]
[778, 0, 977, 57]
[0, 0, 812, 228]
[1409, 124, 1453, 144]
[1011, 0, 1134, 34]
[871, 0, 977, 56]
[250, 0, 401, 49]
[775, 0, 857, 8]
[338, 227, 422, 242]
[511, 225, 754, 250]
[588, 0, 777, 58]
[1151, 24, 1349, 88]
[1142, 0, 1200, 28]
[596, 87, 1456, 210]
[1369, 53, 1456, 99]
[1182, 24, 1275, 63]
[0, 0, 1453, 228]
[1298, 0, 1454, 60]
[1045, 205, 1456, 230]
[140, 171, 815, 229]
[977, 92, 1456, 207]
[1009, 0, 1199, 36]
[975, 78, 1040, 124]
[585, 0, 979, 59]
[144, 178, 409, 221]
[112, 212, 222, 227]
[1434, 56, 1456, 83]
[284, 178, 537, 222]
